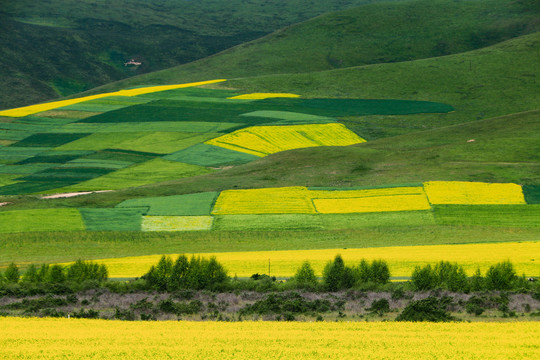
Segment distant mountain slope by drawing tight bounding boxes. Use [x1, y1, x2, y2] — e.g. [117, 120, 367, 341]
[229, 32, 540, 137]
[0, 0, 384, 109]
[87, 0, 540, 93]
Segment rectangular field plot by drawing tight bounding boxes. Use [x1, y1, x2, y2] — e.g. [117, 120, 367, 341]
[0, 130, 34, 141]
[33, 110, 102, 120]
[55, 132, 147, 151]
[115, 132, 221, 154]
[21, 167, 114, 182]
[80, 149, 157, 164]
[137, 87, 239, 99]
[11, 133, 90, 147]
[142, 216, 213, 231]
[212, 187, 316, 215]
[117, 192, 218, 216]
[424, 181, 526, 204]
[523, 185, 540, 204]
[433, 205, 540, 227]
[255, 98, 454, 116]
[0, 174, 19, 186]
[58, 96, 152, 112]
[80, 208, 145, 231]
[57, 159, 212, 191]
[213, 214, 324, 231]
[0, 208, 85, 233]
[206, 123, 365, 157]
[320, 211, 436, 229]
[311, 187, 431, 213]
[54, 121, 242, 133]
[164, 143, 259, 167]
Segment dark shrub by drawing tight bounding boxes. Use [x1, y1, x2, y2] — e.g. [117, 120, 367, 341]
[396, 296, 456, 322]
[4, 263, 20, 284]
[368, 298, 390, 315]
[465, 296, 486, 316]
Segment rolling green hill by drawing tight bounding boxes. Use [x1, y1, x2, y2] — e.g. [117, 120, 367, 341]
[0, 0, 384, 110]
[84, 0, 540, 95]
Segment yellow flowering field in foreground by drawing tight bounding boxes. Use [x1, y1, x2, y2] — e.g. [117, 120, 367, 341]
[212, 187, 316, 215]
[141, 216, 213, 231]
[0, 79, 226, 117]
[92, 241, 539, 278]
[424, 181, 526, 204]
[205, 123, 365, 156]
[227, 92, 300, 99]
[1, 318, 538, 359]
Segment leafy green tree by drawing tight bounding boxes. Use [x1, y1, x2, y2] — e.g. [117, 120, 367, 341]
[293, 261, 318, 289]
[434, 261, 468, 292]
[47, 265, 66, 284]
[485, 260, 516, 290]
[22, 264, 40, 283]
[4, 263, 20, 283]
[411, 264, 436, 290]
[370, 259, 391, 284]
[323, 254, 354, 291]
[67, 259, 108, 283]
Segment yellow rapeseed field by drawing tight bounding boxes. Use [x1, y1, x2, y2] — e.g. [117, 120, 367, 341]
[141, 216, 213, 231]
[227, 92, 300, 99]
[90, 241, 539, 278]
[312, 187, 430, 213]
[424, 181, 526, 204]
[212, 187, 317, 215]
[1, 318, 538, 359]
[205, 123, 365, 156]
[0, 79, 226, 117]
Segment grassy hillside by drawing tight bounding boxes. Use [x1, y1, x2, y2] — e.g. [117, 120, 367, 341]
[228, 32, 540, 138]
[83, 0, 540, 94]
[0, 0, 382, 109]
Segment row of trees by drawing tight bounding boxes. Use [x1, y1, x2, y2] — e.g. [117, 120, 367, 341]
[0, 260, 108, 286]
[1, 255, 533, 293]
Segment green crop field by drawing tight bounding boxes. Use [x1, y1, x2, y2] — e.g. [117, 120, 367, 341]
[0, 208, 85, 233]
[117, 192, 218, 216]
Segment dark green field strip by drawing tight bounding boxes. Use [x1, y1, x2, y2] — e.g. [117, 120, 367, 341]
[0, 181, 75, 195]
[164, 143, 259, 167]
[80, 149, 158, 164]
[17, 154, 84, 164]
[0, 163, 57, 175]
[433, 205, 540, 227]
[117, 191, 219, 216]
[11, 133, 91, 147]
[241, 110, 337, 125]
[77, 101, 266, 124]
[21, 167, 115, 182]
[79, 208, 146, 231]
[523, 185, 540, 204]
[254, 98, 455, 116]
[55, 121, 243, 133]
[17, 116, 82, 124]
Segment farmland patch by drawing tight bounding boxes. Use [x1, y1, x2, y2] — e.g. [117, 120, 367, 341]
[141, 216, 214, 231]
[117, 192, 218, 216]
[164, 143, 259, 167]
[433, 205, 540, 227]
[80, 208, 145, 231]
[0, 208, 85, 233]
[424, 181, 526, 204]
[206, 123, 365, 156]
